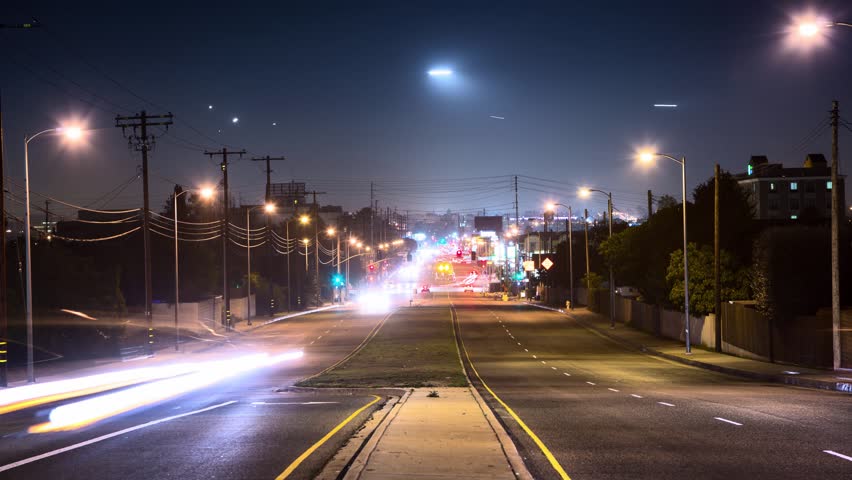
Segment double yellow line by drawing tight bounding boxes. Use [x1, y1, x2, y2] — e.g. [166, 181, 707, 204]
[451, 303, 572, 480]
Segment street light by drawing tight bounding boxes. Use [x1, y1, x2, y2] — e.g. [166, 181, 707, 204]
[282, 214, 310, 312]
[23, 125, 85, 382]
[302, 238, 311, 271]
[173, 186, 215, 350]
[638, 150, 691, 354]
[246, 203, 275, 325]
[578, 187, 615, 328]
[326, 227, 341, 302]
[547, 202, 574, 310]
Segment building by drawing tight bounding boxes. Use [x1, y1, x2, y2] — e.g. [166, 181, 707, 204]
[735, 154, 846, 221]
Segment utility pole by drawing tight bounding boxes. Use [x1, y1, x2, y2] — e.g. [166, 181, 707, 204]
[251, 156, 286, 203]
[514, 176, 521, 274]
[584, 208, 590, 292]
[607, 196, 615, 328]
[206, 148, 246, 330]
[830, 100, 841, 370]
[308, 190, 327, 307]
[44, 200, 50, 237]
[567, 207, 573, 310]
[647, 190, 653, 219]
[714, 164, 722, 352]
[116, 111, 173, 355]
[370, 182, 374, 247]
[0, 93, 7, 387]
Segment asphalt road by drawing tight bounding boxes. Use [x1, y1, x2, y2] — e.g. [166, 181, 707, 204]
[450, 295, 852, 480]
[0, 308, 388, 480]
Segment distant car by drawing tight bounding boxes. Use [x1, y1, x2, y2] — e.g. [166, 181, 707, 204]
[615, 286, 641, 298]
[421, 285, 431, 293]
[463, 287, 474, 293]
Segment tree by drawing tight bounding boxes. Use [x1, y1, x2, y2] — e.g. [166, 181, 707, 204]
[691, 170, 756, 264]
[666, 243, 749, 316]
[656, 195, 679, 210]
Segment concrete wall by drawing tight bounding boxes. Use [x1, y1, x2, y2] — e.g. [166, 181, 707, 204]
[149, 294, 255, 333]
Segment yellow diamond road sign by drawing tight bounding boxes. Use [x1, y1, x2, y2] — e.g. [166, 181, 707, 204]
[541, 258, 554, 270]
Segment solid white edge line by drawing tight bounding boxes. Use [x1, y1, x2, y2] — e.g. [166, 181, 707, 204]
[714, 417, 743, 426]
[0, 401, 237, 473]
[252, 401, 340, 405]
[823, 450, 852, 462]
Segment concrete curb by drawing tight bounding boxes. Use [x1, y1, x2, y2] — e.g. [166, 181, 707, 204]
[529, 303, 852, 394]
[340, 389, 413, 480]
[450, 304, 534, 480]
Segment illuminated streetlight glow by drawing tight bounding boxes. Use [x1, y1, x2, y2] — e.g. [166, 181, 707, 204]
[199, 187, 215, 199]
[799, 22, 820, 37]
[299, 215, 310, 225]
[263, 203, 276, 213]
[638, 151, 655, 163]
[428, 68, 453, 76]
[58, 126, 83, 140]
[578, 188, 591, 198]
[232, 117, 239, 124]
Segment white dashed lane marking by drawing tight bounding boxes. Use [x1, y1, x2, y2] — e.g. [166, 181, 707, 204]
[563, 372, 571, 376]
[586, 381, 596, 386]
[630, 394, 643, 398]
[533, 355, 538, 359]
[551, 366, 557, 370]
[607, 388, 620, 392]
[658, 402, 675, 407]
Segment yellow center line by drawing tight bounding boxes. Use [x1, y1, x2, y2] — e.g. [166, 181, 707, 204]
[453, 303, 572, 480]
[275, 395, 381, 480]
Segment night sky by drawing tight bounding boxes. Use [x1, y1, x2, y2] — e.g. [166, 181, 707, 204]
[2, 0, 852, 220]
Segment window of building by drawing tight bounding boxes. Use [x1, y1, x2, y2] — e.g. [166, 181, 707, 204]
[770, 182, 776, 192]
[827, 181, 833, 190]
[791, 215, 798, 220]
[805, 198, 816, 209]
[790, 199, 800, 210]
[790, 182, 798, 191]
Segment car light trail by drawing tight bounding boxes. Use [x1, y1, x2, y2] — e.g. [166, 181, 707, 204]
[0, 363, 209, 415]
[27, 351, 303, 433]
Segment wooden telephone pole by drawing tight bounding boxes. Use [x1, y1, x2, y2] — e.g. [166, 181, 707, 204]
[206, 148, 246, 330]
[251, 156, 286, 203]
[116, 111, 173, 355]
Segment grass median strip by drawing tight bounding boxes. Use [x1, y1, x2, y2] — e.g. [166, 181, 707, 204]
[297, 307, 467, 388]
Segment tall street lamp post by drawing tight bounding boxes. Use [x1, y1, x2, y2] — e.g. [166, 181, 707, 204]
[23, 126, 83, 383]
[579, 188, 615, 328]
[639, 151, 691, 353]
[547, 203, 574, 310]
[246, 203, 275, 325]
[284, 214, 310, 312]
[173, 186, 214, 350]
[327, 227, 338, 302]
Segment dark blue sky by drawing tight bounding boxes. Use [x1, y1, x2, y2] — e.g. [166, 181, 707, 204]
[2, 0, 851, 219]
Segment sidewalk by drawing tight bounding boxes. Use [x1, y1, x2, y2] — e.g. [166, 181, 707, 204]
[344, 388, 519, 480]
[535, 303, 852, 394]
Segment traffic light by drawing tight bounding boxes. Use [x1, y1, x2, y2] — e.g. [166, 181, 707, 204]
[456, 249, 462, 258]
[331, 273, 345, 287]
[512, 271, 525, 282]
[369, 264, 375, 272]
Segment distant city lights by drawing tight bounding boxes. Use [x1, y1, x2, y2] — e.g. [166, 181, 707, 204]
[232, 117, 239, 124]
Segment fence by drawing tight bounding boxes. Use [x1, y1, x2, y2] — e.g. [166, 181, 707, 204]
[570, 287, 836, 368]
